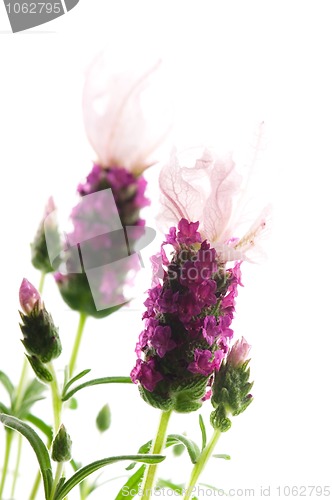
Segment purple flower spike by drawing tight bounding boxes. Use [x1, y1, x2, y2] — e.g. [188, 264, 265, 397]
[19, 279, 42, 315]
[132, 218, 244, 412]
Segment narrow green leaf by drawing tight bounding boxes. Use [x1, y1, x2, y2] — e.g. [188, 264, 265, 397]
[53, 477, 66, 499]
[199, 414, 207, 451]
[213, 454, 231, 460]
[0, 402, 11, 414]
[17, 378, 47, 417]
[157, 478, 184, 494]
[0, 371, 14, 403]
[126, 436, 180, 470]
[62, 369, 91, 398]
[62, 377, 132, 402]
[54, 454, 165, 500]
[0, 414, 53, 499]
[167, 434, 200, 464]
[115, 465, 145, 500]
[23, 378, 47, 401]
[26, 413, 53, 442]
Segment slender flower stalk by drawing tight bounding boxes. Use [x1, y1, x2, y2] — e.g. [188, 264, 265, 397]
[141, 410, 172, 499]
[48, 363, 62, 433]
[10, 432, 22, 498]
[0, 430, 14, 499]
[183, 429, 221, 500]
[68, 313, 87, 378]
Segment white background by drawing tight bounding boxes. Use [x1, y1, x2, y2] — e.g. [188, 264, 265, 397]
[1, 1, 332, 499]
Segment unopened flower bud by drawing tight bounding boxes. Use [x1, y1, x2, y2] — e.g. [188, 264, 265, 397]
[19, 279, 62, 363]
[227, 337, 251, 368]
[19, 278, 42, 315]
[31, 197, 61, 274]
[51, 424, 72, 462]
[210, 337, 253, 432]
[96, 404, 111, 433]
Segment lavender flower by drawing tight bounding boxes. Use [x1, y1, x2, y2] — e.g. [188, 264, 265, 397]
[82, 54, 172, 174]
[131, 219, 242, 413]
[55, 165, 149, 317]
[55, 55, 170, 318]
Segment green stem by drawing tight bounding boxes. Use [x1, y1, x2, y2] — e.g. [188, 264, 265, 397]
[0, 430, 13, 499]
[39, 271, 46, 294]
[141, 410, 172, 499]
[50, 462, 64, 500]
[68, 313, 87, 378]
[10, 433, 23, 498]
[183, 429, 221, 500]
[48, 363, 62, 432]
[29, 472, 41, 500]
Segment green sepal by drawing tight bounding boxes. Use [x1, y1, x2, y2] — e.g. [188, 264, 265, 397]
[210, 404, 232, 433]
[26, 355, 53, 383]
[139, 374, 208, 413]
[139, 385, 173, 411]
[20, 306, 62, 363]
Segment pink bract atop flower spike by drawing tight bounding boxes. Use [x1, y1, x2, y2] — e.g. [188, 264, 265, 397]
[158, 148, 270, 263]
[19, 278, 43, 315]
[82, 52, 172, 175]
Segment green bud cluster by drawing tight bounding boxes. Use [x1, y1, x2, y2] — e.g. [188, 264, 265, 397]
[51, 424, 72, 462]
[210, 358, 253, 432]
[19, 304, 62, 383]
